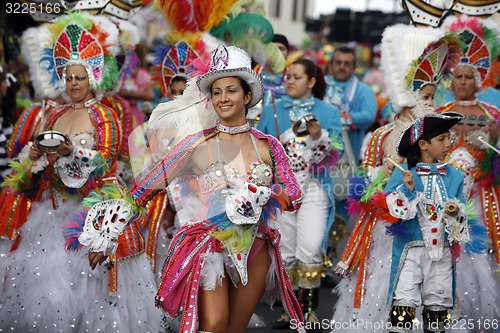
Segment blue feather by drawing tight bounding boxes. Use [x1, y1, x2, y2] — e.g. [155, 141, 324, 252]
[348, 175, 367, 200]
[153, 44, 171, 66]
[64, 209, 87, 251]
[465, 217, 488, 255]
[41, 48, 60, 89]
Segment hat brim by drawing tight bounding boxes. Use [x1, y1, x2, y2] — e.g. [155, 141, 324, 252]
[397, 112, 464, 158]
[196, 67, 263, 108]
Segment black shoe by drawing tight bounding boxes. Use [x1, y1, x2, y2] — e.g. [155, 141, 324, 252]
[305, 311, 323, 333]
[320, 274, 338, 288]
[272, 313, 291, 330]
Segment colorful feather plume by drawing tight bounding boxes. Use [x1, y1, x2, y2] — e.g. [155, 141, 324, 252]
[155, 0, 236, 33]
[447, 15, 500, 89]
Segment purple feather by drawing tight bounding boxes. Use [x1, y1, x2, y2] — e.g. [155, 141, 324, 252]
[386, 222, 410, 238]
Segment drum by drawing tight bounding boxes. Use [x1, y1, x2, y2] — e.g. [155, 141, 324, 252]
[36, 130, 69, 153]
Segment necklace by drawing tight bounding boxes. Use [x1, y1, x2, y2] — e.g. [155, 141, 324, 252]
[455, 99, 478, 107]
[72, 98, 97, 110]
[217, 122, 251, 135]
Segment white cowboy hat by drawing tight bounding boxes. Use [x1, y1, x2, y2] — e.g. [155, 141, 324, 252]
[196, 45, 263, 107]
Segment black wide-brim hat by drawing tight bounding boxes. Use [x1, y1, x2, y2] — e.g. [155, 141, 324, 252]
[397, 112, 464, 158]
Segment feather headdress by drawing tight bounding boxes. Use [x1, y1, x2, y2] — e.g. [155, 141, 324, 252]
[155, 0, 285, 73]
[108, 17, 140, 92]
[381, 25, 462, 158]
[39, 12, 120, 98]
[152, 39, 206, 96]
[445, 15, 500, 89]
[21, 25, 59, 99]
[380, 24, 445, 112]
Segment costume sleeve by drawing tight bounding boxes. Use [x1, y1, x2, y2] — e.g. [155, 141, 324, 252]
[350, 85, 377, 128]
[268, 136, 302, 211]
[7, 103, 41, 158]
[53, 105, 121, 194]
[384, 168, 419, 220]
[256, 105, 271, 134]
[2, 142, 49, 200]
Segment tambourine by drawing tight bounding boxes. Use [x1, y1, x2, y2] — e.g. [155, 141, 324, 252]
[292, 113, 316, 137]
[36, 130, 69, 153]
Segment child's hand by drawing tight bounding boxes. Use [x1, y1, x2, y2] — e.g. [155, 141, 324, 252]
[403, 170, 414, 191]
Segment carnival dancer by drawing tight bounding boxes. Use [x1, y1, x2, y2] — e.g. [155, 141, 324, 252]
[0, 13, 162, 332]
[257, 58, 343, 329]
[384, 111, 486, 333]
[435, 15, 500, 326]
[331, 24, 463, 332]
[65, 45, 306, 333]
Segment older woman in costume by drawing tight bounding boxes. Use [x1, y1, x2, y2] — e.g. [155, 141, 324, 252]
[0, 13, 162, 332]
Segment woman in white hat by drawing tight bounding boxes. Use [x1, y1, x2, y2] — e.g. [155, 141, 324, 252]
[69, 45, 306, 333]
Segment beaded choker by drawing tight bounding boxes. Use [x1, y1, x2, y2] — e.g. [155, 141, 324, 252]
[72, 98, 97, 109]
[217, 122, 251, 134]
[455, 99, 478, 107]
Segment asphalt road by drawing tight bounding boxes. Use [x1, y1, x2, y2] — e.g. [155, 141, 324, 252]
[248, 280, 340, 333]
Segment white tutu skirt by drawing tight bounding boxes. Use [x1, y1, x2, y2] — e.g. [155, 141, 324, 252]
[0, 198, 84, 332]
[0, 197, 163, 333]
[331, 221, 392, 333]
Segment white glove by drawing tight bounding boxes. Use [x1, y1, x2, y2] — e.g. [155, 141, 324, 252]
[78, 199, 136, 255]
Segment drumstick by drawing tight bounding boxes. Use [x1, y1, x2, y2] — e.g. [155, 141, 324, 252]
[477, 136, 500, 155]
[386, 157, 406, 172]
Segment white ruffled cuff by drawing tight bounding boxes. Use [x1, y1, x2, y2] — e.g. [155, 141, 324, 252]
[54, 145, 98, 188]
[19, 142, 49, 174]
[386, 188, 419, 220]
[302, 129, 332, 165]
[443, 200, 469, 244]
[78, 199, 136, 256]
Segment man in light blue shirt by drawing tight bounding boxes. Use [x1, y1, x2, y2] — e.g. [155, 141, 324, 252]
[325, 46, 377, 163]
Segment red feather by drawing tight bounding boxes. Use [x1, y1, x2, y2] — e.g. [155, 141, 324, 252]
[369, 191, 400, 223]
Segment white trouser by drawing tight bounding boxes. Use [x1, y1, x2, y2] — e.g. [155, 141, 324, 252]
[277, 179, 331, 266]
[394, 246, 453, 309]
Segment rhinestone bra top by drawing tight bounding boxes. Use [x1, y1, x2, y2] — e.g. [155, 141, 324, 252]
[204, 133, 273, 187]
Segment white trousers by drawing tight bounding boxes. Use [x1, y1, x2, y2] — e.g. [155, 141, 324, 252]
[394, 246, 453, 309]
[277, 179, 331, 266]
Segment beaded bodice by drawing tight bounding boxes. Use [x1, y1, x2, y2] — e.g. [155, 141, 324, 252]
[204, 133, 273, 187]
